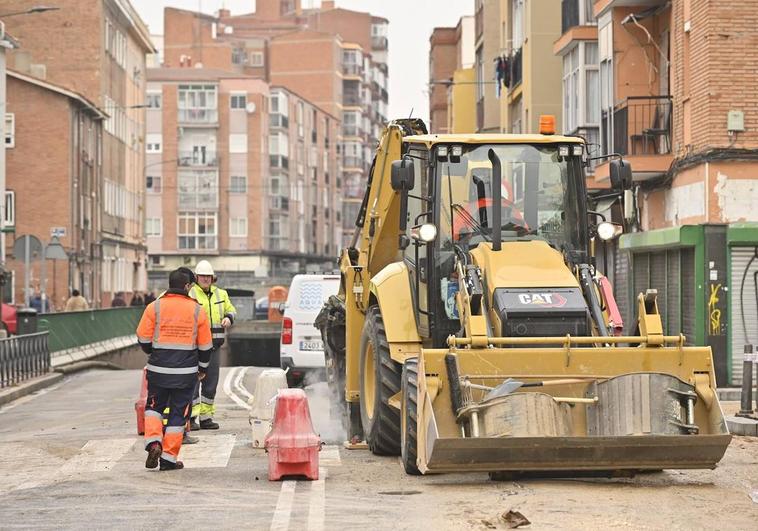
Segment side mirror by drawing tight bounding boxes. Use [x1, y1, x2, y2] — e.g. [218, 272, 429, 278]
[390, 158, 415, 191]
[277, 302, 286, 313]
[609, 159, 633, 191]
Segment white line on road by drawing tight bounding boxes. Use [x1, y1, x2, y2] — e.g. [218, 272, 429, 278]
[234, 366, 253, 400]
[307, 468, 327, 531]
[58, 438, 136, 475]
[180, 433, 236, 468]
[223, 367, 251, 410]
[270, 480, 297, 531]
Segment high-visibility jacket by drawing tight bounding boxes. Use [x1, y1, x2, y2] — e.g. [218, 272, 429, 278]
[136, 290, 213, 388]
[189, 284, 236, 349]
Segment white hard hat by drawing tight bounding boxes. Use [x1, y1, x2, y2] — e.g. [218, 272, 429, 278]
[195, 260, 214, 276]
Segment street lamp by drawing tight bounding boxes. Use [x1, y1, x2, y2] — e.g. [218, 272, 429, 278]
[0, 6, 60, 17]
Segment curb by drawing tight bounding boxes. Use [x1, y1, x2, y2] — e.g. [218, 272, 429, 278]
[55, 361, 123, 375]
[0, 372, 64, 407]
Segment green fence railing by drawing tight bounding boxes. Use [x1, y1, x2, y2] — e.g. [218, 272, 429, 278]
[38, 307, 145, 353]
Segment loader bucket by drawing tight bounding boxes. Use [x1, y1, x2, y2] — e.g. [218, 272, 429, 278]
[414, 343, 732, 475]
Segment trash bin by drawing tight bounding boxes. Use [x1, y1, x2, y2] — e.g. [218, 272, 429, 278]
[16, 307, 38, 335]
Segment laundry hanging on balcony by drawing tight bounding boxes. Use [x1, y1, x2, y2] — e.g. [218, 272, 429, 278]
[495, 55, 510, 98]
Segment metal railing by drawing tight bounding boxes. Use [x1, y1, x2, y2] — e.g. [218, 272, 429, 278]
[38, 307, 144, 353]
[0, 332, 50, 388]
[178, 151, 218, 167]
[342, 63, 363, 77]
[562, 0, 580, 33]
[178, 109, 218, 124]
[510, 47, 523, 89]
[612, 96, 672, 156]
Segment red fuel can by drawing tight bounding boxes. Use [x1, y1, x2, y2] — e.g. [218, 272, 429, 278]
[264, 388, 320, 481]
[134, 367, 148, 435]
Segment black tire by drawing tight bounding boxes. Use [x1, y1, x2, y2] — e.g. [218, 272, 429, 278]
[359, 305, 402, 456]
[401, 358, 421, 475]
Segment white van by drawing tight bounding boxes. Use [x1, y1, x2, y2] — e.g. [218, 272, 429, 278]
[280, 274, 341, 386]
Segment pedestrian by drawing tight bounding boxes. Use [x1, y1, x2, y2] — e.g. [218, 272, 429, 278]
[64, 289, 89, 311]
[131, 291, 145, 306]
[188, 260, 236, 431]
[111, 292, 126, 307]
[136, 268, 213, 471]
[144, 291, 156, 305]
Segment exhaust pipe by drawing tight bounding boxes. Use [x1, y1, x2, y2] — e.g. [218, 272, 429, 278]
[488, 149, 502, 252]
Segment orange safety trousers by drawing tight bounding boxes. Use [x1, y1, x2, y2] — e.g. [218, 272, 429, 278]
[144, 383, 194, 464]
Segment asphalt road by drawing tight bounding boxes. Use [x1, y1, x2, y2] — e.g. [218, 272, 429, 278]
[0, 368, 756, 530]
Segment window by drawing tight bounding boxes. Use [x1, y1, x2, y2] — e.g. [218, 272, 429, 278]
[250, 51, 264, 67]
[230, 175, 247, 193]
[4, 114, 14, 148]
[230, 93, 247, 110]
[178, 212, 217, 250]
[178, 170, 218, 209]
[146, 92, 162, 109]
[146, 175, 162, 193]
[599, 18, 614, 154]
[512, 0, 525, 50]
[230, 217, 247, 237]
[178, 85, 218, 123]
[269, 132, 289, 156]
[146, 133, 162, 153]
[146, 218, 162, 236]
[229, 134, 248, 154]
[562, 42, 599, 136]
[4, 191, 15, 227]
[232, 47, 247, 65]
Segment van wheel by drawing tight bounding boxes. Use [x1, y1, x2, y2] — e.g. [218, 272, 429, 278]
[401, 358, 421, 475]
[359, 305, 401, 456]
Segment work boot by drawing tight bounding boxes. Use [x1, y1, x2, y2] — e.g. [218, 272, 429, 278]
[183, 432, 199, 445]
[159, 458, 184, 471]
[199, 419, 219, 430]
[189, 418, 200, 431]
[145, 442, 162, 469]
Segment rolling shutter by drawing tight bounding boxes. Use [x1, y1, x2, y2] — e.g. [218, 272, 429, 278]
[729, 247, 758, 386]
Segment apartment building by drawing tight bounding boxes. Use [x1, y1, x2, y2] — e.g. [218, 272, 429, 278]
[473, 0, 502, 132]
[144, 68, 340, 290]
[161, 1, 390, 245]
[0, 30, 18, 286]
[429, 28, 457, 134]
[4, 71, 106, 308]
[3, 0, 154, 306]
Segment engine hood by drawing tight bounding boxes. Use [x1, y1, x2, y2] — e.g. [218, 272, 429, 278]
[469, 241, 579, 291]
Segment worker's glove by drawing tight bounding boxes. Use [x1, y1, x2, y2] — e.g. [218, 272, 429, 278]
[221, 317, 232, 329]
[198, 371, 206, 381]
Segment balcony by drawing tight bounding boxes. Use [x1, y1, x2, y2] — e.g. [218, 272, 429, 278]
[343, 91, 362, 107]
[596, 96, 673, 183]
[270, 196, 290, 211]
[371, 36, 388, 51]
[342, 124, 363, 137]
[270, 155, 290, 170]
[509, 48, 523, 90]
[178, 108, 218, 125]
[270, 113, 289, 129]
[611, 96, 672, 156]
[178, 151, 218, 167]
[342, 155, 364, 170]
[342, 63, 363, 77]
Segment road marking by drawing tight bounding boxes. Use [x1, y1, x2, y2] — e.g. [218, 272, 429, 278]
[234, 366, 253, 400]
[319, 446, 341, 466]
[223, 367, 251, 410]
[307, 468, 327, 531]
[270, 480, 297, 531]
[180, 434, 236, 468]
[58, 438, 136, 474]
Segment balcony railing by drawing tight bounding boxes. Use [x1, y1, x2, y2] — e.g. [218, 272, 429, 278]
[342, 63, 363, 77]
[270, 155, 290, 169]
[342, 155, 364, 169]
[178, 108, 218, 124]
[343, 92, 362, 106]
[371, 36, 388, 50]
[178, 151, 218, 167]
[610, 96, 672, 156]
[561, 0, 580, 33]
[342, 124, 363, 137]
[270, 113, 289, 128]
[510, 47, 523, 89]
[270, 196, 290, 211]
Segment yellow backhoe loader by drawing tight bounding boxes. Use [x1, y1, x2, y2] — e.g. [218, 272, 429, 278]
[316, 118, 730, 475]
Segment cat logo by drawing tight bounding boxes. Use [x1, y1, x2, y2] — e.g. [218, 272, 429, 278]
[517, 293, 568, 308]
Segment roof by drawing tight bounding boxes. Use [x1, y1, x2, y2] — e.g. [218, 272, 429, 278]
[112, 0, 156, 52]
[7, 70, 108, 119]
[403, 134, 585, 147]
[146, 67, 252, 82]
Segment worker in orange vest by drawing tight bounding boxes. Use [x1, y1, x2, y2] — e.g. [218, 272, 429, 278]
[136, 268, 213, 471]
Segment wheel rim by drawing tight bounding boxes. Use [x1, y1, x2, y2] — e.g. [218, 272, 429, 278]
[363, 342, 376, 420]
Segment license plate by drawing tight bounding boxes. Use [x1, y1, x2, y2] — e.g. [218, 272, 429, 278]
[299, 340, 323, 352]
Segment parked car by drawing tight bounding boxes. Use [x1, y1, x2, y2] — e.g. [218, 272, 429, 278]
[255, 296, 269, 320]
[279, 274, 340, 387]
[2, 303, 17, 335]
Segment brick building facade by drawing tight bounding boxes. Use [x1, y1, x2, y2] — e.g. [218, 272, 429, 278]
[3, 0, 154, 307]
